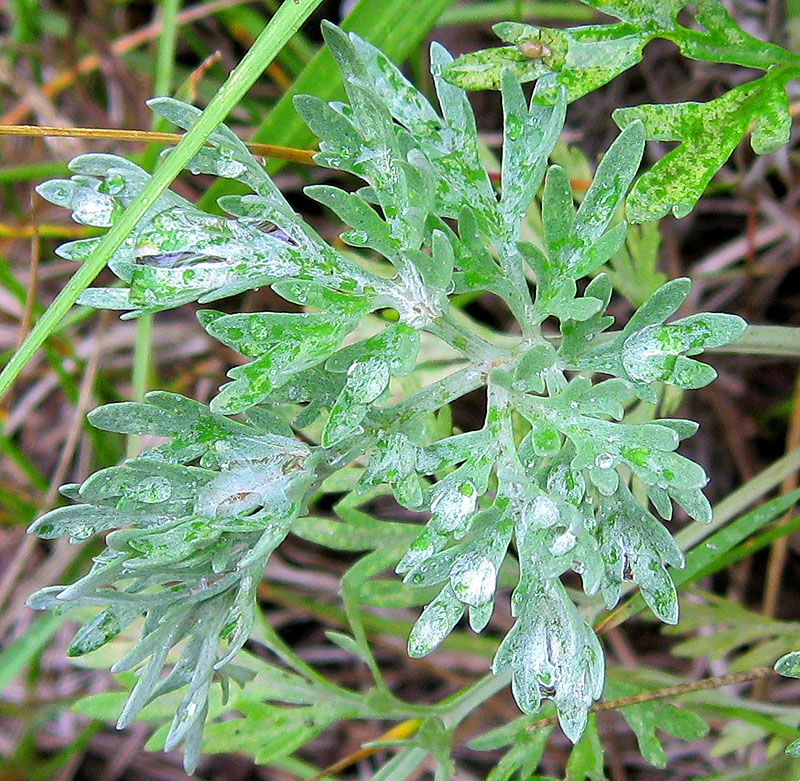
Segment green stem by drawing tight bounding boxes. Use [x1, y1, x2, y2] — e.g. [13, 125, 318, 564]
[371, 671, 512, 780]
[429, 311, 505, 362]
[251, 608, 363, 703]
[267, 583, 500, 658]
[376, 365, 485, 429]
[440, 668, 512, 727]
[439, 1, 594, 25]
[0, 0, 325, 402]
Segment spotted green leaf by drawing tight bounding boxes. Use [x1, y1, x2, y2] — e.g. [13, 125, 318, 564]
[615, 74, 793, 220]
[441, 0, 799, 226]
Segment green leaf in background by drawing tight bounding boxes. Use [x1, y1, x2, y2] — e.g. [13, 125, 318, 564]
[604, 220, 666, 306]
[469, 710, 555, 781]
[604, 678, 709, 768]
[615, 73, 793, 220]
[442, 0, 800, 222]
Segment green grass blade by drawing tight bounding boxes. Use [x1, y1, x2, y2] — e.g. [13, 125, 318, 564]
[0, 612, 66, 692]
[0, 160, 70, 183]
[700, 703, 800, 742]
[129, 0, 181, 458]
[700, 513, 800, 576]
[0, 0, 324, 403]
[675, 445, 800, 552]
[153, 0, 181, 97]
[218, 4, 314, 75]
[678, 487, 800, 587]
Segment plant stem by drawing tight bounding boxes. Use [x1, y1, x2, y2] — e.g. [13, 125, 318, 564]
[376, 365, 486, 429]
[251, 608, 365, 704]
[129, 0, 182, 459]
[439, 1, 595, 25]
[429, 311, 506, 363]
[441, 668, 513, 727]
[371, 671, 512, 780]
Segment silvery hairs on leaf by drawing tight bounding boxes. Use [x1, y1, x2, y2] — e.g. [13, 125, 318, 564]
[30, 20, 745, 771]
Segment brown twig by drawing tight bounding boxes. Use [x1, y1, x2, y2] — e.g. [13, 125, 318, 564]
[0, 124, 316, 164]
[525, 666, 775, 731]
[186, 52, 224, 103]
[761, 369, 800, 620]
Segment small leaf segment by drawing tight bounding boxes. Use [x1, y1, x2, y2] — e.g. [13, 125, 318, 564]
[30, 21, 745, 770]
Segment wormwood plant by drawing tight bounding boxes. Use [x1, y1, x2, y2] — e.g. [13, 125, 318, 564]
[24, 4, 799, 777]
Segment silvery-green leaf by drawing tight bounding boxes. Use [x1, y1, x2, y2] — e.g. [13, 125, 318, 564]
[445, 21, 650, 104]
[499, 73, 565, 239]
[322, 358, 391, 446]
[408, 585, 464, 657]
[305, 184, 399, 258]
[36, 178, 119, 227]
[294, 94, 369, 173]
[615, 75, 792, 221]
[350, 34, 442, 135]
[199, 310, 357, 414]
[428, 43, 498, 222]
[775, 651, 800, 679]
[326, 322, 420, 376]
[67, 603, 143, 657]
[493, 576, 604, 738]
